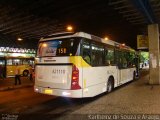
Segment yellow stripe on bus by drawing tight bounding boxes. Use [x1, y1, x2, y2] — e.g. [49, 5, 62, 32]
[84, 79, 86, 88]
[69, 56, 91, 68]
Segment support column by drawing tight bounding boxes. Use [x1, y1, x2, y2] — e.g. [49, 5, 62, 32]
[148, 24, 160, 84]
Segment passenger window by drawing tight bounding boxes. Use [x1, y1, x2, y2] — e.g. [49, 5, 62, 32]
[127, 52, 135, 67]
[115, 50, 125, 69]
[105, 48, 114, 65]
[118, 51, 127, 69]
[82, 40, 91, 64]
[91, 43, 104, 66]
[115, 49, 136, 69]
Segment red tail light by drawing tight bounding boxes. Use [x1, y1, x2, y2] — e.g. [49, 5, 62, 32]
[71, 65, 81, 90]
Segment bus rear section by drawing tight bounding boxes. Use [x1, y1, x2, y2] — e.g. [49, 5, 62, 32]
[34, 37, 83, 98]
[35, 62, 83, 98]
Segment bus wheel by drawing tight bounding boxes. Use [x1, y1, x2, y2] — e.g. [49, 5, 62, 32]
[23, 70, 29, 77]
[107, 78, 114, 93]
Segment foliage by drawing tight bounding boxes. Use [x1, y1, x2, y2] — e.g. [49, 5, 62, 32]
[140, 52, 149, 62]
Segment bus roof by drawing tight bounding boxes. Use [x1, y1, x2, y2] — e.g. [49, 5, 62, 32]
[40, 32, 135, 52]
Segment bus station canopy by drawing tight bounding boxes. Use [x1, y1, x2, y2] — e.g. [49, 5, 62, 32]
[0, 0, 159, 49]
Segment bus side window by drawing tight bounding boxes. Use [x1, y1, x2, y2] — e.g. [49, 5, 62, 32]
[83, 52, 91, 64]
[118, 51, 127, 69]
[127, 52, 135, 68]
[115, 50, 122, 69]
[105, 49, 110, 65]
[91, 43, 104, 66]
[7, 59, 12, 65]
[105, 48, 114, 66]
[82, 40, 91, 65]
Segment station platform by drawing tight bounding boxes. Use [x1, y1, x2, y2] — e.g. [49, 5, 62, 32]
[65, 68, 160, 116]
[0, 76, 33, 91]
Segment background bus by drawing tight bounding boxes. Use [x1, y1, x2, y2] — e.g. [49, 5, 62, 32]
[0, 47, 35, 78]
[34, 32, 139, 98]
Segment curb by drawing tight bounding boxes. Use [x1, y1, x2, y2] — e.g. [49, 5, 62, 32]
[0, 84, 33, 91]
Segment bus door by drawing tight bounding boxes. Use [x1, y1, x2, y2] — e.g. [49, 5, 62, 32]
[116, 50, 135, 84]
[0, 57, 6, 78]
[115, 50, 128, 84]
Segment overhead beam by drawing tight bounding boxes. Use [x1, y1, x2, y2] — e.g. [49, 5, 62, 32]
[126, 16, 145, 20]
[132, 0, 155, 23]
[119, 9, 137, 14]
[27, 25, 64, 36]
[114, 5, 132, 10]
[13, 24, 64, 38]
[130, 18, 147, 22]
[13, 22, 60, 36]
[22, 28, 64, 39]
[0, 15, 34, 31]
[123, 12, 140, 17]
[2, 21, 42, 34]
[109, 0, 126, 5]
[2, 19, 58, 35]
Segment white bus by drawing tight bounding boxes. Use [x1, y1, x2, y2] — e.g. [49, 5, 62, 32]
[34, 32, 139, 98]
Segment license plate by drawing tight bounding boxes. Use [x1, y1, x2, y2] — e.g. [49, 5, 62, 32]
[44, 89, 53, 94]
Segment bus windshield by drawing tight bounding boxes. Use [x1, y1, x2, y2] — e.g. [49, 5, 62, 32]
[37, 37, 81, 57]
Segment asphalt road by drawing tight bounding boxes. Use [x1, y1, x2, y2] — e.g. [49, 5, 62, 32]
[0, 69, 155, 120]
[0, 87, 93, 120]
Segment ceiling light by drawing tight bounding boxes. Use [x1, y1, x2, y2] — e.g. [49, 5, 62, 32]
[66, 25, 73, 31]
[104, 37, 109, 40]
[122, 43, 125, 46]
[17, 38, 23, 41]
